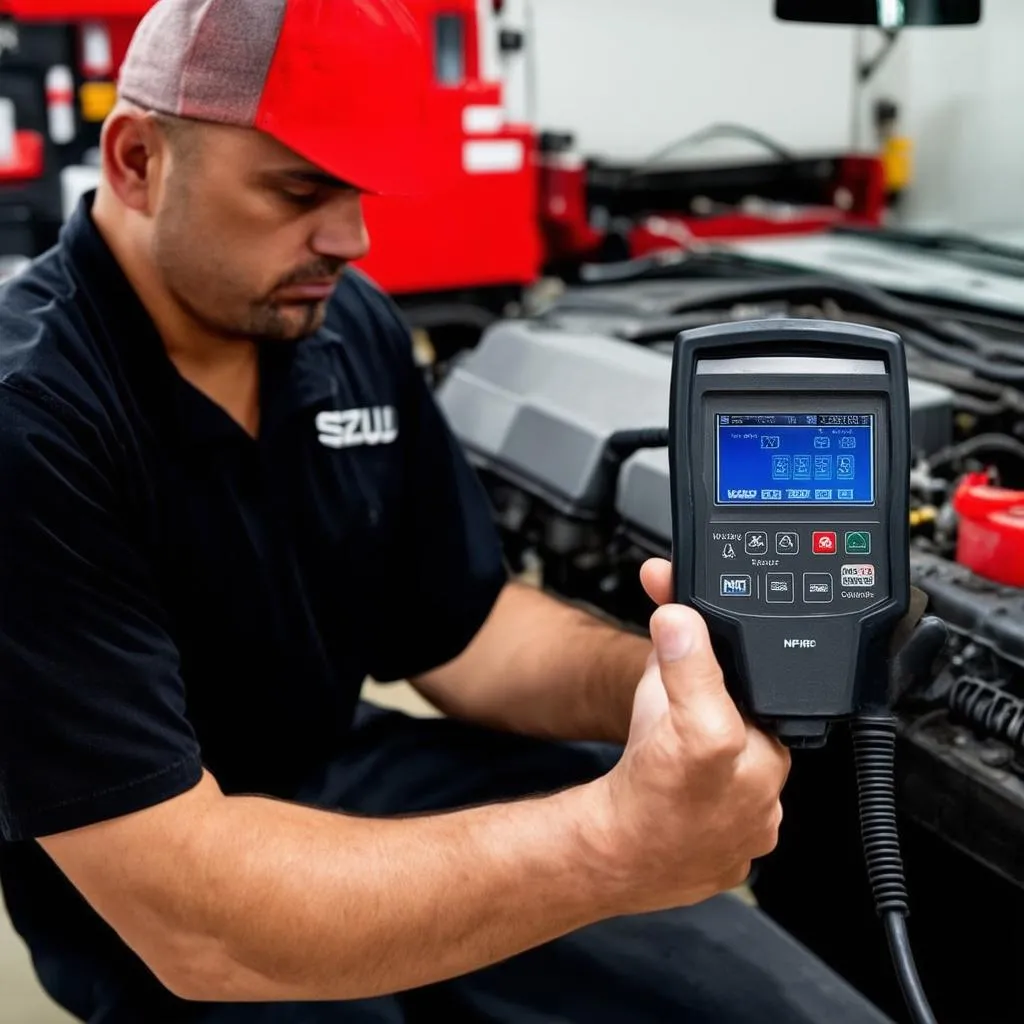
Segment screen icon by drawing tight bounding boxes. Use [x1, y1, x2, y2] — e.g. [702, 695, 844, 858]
[836, 455, 855, 480]
[837, 489, 855, 501]
[814, 489, 834, 501]
[812, 531, 838, 555]
[720, 575, 752, 598]
[845, 532, 871, 555]
[814, 455, 832, 480]
[761, 435, 781, 450]
[839, 436, 856, 449]
[792, 455, 812, 480]
[745, 531, 768, 555]
[813, 436, 831, 449]
[775, 532, 799, 555]
[771, 455, 791, 480]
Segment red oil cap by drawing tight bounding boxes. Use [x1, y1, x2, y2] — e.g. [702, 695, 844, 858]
[953, 471, 1024, 587]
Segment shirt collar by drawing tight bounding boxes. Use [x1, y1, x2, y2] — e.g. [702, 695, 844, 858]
[60, 193, 342, 447]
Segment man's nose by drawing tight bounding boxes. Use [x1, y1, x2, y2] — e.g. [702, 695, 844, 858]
[311, 193, 370, 263]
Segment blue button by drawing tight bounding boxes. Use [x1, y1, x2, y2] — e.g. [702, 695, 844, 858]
[720, 575, 752, 598]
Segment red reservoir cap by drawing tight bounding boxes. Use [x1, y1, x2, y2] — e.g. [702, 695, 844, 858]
[953, 471, 1024, 587]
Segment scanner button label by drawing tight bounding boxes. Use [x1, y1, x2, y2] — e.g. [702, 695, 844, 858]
[765, 573, 795, 604]
[845, 531, 871, 555]
[775, 532, 799, 555]
[841, 564, 875, 588]
[812, 531, 838, 555]
[803, 573, 834, 603]
[720, 575, 752, 598]
[744, 531, 768, 555]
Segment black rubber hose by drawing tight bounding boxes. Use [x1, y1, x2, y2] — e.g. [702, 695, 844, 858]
[851, 715, 937, 1024]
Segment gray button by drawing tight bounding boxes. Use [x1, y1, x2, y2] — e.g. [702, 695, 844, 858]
[744, 531, 768, 555]
[803, 573, 834, 603]
[765, 573, 795, 603]
[775, 532, 799, 555]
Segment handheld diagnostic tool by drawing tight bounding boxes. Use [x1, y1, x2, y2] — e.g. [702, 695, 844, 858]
[669, 318, 911, 748]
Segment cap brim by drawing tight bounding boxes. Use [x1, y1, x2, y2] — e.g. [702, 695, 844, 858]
[263, 117, 458, 199]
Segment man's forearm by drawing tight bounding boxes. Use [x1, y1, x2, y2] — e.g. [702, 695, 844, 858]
[90, 775, 617, 1003]
[413, 583, 650, 744]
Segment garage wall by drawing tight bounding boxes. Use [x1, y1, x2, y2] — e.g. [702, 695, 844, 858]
[498, 0, 859, 163]
[875, 0, 1024, 230]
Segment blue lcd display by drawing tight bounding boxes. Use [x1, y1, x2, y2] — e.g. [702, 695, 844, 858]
[716, 413, 874, 505]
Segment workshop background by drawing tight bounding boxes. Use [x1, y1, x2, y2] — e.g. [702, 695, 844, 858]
[3, 1, 1024, 1022]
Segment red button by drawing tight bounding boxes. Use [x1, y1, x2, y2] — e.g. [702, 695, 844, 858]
[812, 531, 838, 555]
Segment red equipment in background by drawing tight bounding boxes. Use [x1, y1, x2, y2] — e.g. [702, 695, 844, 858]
[357, 0, 539, 300]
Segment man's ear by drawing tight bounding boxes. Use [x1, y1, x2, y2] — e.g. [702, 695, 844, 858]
[99, 110, 167, 215]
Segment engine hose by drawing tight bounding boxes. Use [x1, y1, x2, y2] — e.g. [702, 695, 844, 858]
[851, 715, 937, 1024]
[948, 676, 1024, 750]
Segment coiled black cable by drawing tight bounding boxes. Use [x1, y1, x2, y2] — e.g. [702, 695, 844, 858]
[851, 716, 937, 1024]
[948, 676, 1024, 750]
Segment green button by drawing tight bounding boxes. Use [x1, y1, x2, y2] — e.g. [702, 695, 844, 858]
[845, 531, 871, 555]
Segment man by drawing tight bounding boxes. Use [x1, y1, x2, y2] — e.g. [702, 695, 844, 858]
[0, 2, 893, 1022]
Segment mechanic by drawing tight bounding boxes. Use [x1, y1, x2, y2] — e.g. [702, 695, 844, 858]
[0, 2, 893, 1022]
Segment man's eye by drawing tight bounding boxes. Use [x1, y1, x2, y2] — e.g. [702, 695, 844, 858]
[280, 188, 320, 207]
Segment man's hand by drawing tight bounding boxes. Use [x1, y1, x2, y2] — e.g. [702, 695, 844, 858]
[584, 596, 791, 914]
[639, 556, 674, 607]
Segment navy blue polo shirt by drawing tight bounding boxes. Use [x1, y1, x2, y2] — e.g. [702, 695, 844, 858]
[0, 195, 507, 1003]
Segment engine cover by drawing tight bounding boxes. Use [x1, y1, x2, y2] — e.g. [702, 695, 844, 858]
[437, 320, 672, 518]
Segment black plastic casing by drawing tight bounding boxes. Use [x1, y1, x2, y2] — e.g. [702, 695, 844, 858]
[669, 319, 910, 747]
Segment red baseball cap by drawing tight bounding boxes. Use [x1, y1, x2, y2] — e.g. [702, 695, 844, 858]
[118, 0, 436, 196]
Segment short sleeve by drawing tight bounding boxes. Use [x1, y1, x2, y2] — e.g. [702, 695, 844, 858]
[0, 384, 202, 841]
[366, 328, 508, 683]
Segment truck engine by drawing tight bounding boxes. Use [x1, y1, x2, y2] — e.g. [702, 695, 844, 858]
[437, 262, 1024, 1024]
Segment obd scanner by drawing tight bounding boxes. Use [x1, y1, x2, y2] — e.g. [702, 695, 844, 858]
[669, 319, 940, 1024]
[669, 318, 910, 749]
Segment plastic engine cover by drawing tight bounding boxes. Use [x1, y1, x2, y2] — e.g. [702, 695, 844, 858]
[436, 320, 672, 517]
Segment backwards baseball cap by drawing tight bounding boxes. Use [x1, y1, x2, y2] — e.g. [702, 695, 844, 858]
[118, 0, 435, 196]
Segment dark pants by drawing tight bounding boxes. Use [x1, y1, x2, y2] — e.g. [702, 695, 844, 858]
[85, 703, 895, 1024]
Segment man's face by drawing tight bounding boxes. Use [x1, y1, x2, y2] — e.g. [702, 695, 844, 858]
[150, 123, 370, 343]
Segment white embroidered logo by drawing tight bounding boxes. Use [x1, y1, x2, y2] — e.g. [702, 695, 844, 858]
[316, 407, 399, 449]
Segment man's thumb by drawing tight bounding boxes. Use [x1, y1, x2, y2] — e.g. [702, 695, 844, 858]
[649, 604, 730, 711]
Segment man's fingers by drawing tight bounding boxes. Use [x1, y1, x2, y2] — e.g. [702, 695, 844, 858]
[640, 558, 673, 607]
[742, 722, 792, 795]
[649, 605, 742, 738]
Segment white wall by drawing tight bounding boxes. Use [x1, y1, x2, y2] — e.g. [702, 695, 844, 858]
[484, 1, 1022, 231]
[874, 0, 1024, 230]
[505, 0, 860, 164]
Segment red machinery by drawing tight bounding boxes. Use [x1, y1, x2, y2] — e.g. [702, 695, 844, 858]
[0, 0, 888, 347]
